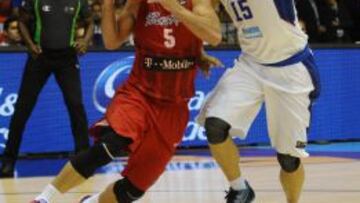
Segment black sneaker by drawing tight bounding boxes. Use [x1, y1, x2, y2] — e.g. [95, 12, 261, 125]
[29, 199, 48, 203]
[225, 181, 255, 203]
[78, 195, 91, 203]
[0, 160, 15, 178]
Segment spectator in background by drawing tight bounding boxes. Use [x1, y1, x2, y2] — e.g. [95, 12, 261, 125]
[0, 0, 12, 37]
[11, 0, 23, 17]
[91, 1, 103, 46]
[343, 0, 360, 43]
[298, 19, 307, 33]
[0, 0, 12, 20]
[75, 20, 87, 43]
[217, 4, 237, 45]
[318, 0, 352, 43]
[0, 15, 23, 46]
[296, 0, 326, 43]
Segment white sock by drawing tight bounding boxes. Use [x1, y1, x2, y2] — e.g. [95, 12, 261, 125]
[230, 176, 247, 190]
[82, 194, 100, 203]
[35, 184, 60, 202]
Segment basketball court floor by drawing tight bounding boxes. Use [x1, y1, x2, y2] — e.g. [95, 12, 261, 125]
[0, 142, 359, 203]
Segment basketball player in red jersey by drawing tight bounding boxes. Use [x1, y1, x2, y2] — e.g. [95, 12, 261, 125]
[31, 0, 221, 202]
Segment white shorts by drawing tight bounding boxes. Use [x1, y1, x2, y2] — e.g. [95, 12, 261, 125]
[197, 54, 320, 158]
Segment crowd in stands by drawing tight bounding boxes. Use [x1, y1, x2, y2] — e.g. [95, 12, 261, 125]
[0, 0, 359, 48]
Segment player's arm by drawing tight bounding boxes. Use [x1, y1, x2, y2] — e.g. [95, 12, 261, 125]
[149, 0, 222, 46]
[101, 0, 140, 50]
[199, 48, 224, 78]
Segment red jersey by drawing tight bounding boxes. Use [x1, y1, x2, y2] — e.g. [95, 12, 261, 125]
[126, 1, 203, 102]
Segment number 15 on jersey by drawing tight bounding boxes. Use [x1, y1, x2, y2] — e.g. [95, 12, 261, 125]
[231, 0, 253, 22]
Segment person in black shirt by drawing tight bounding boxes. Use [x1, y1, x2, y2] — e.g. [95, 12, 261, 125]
[0, 0, 94, 178]
[318, 0, 352, 43]
[295, 0, 326, 43]
[344, 0, 360, 42]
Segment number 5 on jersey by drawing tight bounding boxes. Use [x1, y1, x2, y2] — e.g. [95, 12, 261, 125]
[164, 28, 176, 48]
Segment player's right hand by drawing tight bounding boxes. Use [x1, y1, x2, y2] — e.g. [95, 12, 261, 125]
[29, 43, 42, 59]
[199, 51, 224, 79]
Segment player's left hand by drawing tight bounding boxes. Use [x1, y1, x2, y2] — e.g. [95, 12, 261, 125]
[74, 38, 89, 55]
[199, 51, 224, 79]
[147, 0, 181, 12]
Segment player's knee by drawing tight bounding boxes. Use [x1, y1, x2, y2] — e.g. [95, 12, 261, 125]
[71, 127, 132, 178]
[204, 117, 231, 144]
[277, 153, 301, 173]
[70, 144, 111, 178]
[113, 178, 144, 203]
[100, 127, 132, 158]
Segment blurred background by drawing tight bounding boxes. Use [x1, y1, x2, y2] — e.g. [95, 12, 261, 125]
[0, 0, 360, 47]
[0, 0, 359, 156]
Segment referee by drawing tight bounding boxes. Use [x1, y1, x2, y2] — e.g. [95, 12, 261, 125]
[0, 0, 94, 177]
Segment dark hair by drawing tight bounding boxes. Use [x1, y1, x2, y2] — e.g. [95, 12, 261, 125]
[4, 16, 19, 31]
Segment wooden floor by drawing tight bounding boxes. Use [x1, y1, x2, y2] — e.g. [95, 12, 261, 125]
[0, 156, 359, 203]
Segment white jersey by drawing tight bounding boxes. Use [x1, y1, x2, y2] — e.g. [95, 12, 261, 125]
[221, 0, 308, 64]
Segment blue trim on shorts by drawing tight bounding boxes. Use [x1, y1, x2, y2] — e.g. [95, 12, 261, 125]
[302, 54, 321, 134]
[302, 54, 321, 100]
[265, 45, 312, 67]
[273, 0, 296, 24]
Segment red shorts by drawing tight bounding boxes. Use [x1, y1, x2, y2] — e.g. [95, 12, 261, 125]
[90, 82, 189, 191]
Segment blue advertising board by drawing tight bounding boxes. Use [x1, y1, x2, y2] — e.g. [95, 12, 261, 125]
[0, 49, 359, 154]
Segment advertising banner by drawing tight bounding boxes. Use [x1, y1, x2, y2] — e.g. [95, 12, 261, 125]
[0, 49, 359, 154]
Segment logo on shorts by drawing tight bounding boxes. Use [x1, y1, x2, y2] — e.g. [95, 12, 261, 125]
[93, 56, 134, 113]
[296, 141, 307, 149]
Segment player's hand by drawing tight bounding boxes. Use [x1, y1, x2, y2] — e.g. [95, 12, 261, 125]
[29, 43, 42, 59]
[74, 38, 89, 55]
[199, 51, 224, 78]
[147, 0, 181, 12]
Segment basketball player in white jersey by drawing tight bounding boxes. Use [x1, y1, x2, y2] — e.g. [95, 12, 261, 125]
[198, 0, 321, 203]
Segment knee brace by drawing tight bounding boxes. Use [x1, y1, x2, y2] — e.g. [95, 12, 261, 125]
[277, 153, 301, 173]
[99, 127, 132, 158]
[113, 178, 144, 203]
[204, 117, 231, 144]
[71, 127, 132, 178]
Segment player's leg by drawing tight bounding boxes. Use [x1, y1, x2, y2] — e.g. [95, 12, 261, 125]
[0, 56, 51, 177]
[84, 101, 189, 203]
[54, 54, 89, 153]
[264, 60, 320, 203]
[205, 118, 240, 184]
[199, 60, 263, 202]
[265, 89, 309, 203]
[34, 127, 132, 202]
[278, 153, 304, 203]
